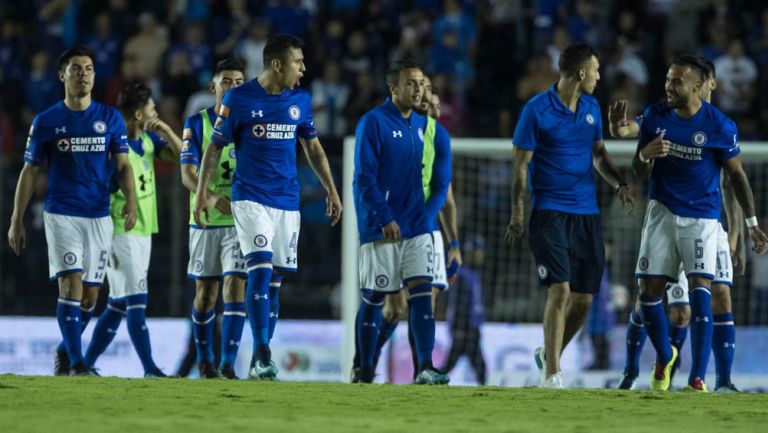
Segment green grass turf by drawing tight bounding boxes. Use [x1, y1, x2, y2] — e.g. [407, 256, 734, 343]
[1, 374, 766, 433]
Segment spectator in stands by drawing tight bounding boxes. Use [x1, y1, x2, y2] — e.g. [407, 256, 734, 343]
[516, 54, 557, 105]
[714, 38, 758, 119]
[83, 12, 121, 98]
[264, 0, 312, 38]
[312, 61, 350, 139]
[123, 12, 168, 82]
[341, 30, 372, 82]
[344, 70, 382, 135]
[24, 51, 59, 120]
[168, 23, 212, 87]
[236, 18, 270, 80]
[547, 26, 571, 73]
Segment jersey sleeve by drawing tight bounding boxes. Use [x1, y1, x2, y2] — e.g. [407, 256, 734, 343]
[354, 114, 394, 228]
[425, 122, 452, 222]
[24, 116, 46, 166]
[211, 92, 236, 148]
[512, 102, 538, 151]
[716, 119, 741, 161]
[147, 131, 169, 155]
[108, 109, 129, 155]
[180, 116, 201, 166]
[297, 93, 318, 139]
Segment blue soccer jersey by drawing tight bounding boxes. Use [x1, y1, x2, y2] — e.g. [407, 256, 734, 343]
[638, 101, 740, 219]
[210, 80, 317, 211]
[513, 85, 603, 215]
[24, 101, 128, 218]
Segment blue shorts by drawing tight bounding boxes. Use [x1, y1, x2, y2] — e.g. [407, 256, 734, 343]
[528, 209, 605, 294]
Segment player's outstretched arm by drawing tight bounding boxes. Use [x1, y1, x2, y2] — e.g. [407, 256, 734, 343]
[299, 137, 342, 226]
[506, 146, 533, 247]
[593, 139, 634, 211]
[723, 156, 768, 255]
[146, 118, 183, 161]
[114, 153, 137, 231]
[194, 142, 224, 227]
[722, 171, 746, 275]
[607, 100, 640, 139]
[439, 185, 462, 276]
[7, 163, 40, 256]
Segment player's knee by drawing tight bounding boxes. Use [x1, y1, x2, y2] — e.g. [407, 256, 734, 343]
[222, 276, 246, 302]
[194, 282, 218, 310]
[639, 278, 666, 297]
[80, 284, 100, 308]
[570, 293, 593, 312]
[711, 284, 732, 314]
[361, 289, 386, 306]
[669, 305, 691, 327]
[689, 276, 710, 289]
[547, 283, 570, 307]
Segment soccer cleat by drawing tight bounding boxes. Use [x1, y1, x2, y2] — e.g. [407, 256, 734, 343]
[684, 377, 708, 393]
[542, 372, 564, 389]
[218, 364, 238, 380]
[199, 361, 221, 379]
[69, 363, 98, 377]
[714, 383, 740, 393]
[670, 353, 681, 383]
[534, 346, 547, 385]
[144, 368, 168, 378]
[650, 346, 678, 391]
[617, 374, 638, 390]
[54, 350, 70, 376]
[414, 368, 450, 385]
[248, 360, 278, 381]
[356, 366, 375, 384]
[350, 367, 361, 384]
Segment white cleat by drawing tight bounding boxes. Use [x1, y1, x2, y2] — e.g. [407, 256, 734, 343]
[542, 372, 564, 389]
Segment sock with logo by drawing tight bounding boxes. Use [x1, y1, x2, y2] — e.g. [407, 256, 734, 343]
[57, 298, 85, 366]
[220, 301, 246, 369]
[192, 307, 215, 364]
[84, 298, 126, 367]
[125, 293, 158, 373]
[246, 254, 273, 363]
[408, 283, 436, 371]
[640, 295, 673, 364]
[688, 287, 713, 385]
[713, 312, 735, 388]
[357, 289, 385, 370]
[268, 273, 283, 340]
[624, 309, 647, 378]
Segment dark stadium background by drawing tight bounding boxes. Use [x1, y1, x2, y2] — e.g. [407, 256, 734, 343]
[2, 0, 768, 326]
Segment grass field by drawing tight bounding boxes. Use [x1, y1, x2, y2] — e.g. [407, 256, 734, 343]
[1, 374, 767, 433]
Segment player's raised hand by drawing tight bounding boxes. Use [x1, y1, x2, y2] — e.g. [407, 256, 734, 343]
[382, 220, 401, 241]
[608, 100, 627, 128]
[505, 209, 525, 248]
[122, 199, 138, 231]
[326, 191, 343, 227]
[617, 183, 634, 214]
[143, 117, 170, 134]
[7, 220, 26, 256]
[748, 226, 768, 255]
[194, 192, 210, 228]
[640, 132, 670, 161]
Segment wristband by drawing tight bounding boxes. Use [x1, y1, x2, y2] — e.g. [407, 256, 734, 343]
[449, 240, 460, 248]
[616, 182, 628, 192]
[638, 152, 649, 163]
[746, 216, 759, 228]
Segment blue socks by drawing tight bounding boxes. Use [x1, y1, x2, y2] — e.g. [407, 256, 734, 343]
[373, 318, 399, 367]
[192, 307, 215, 364]
[85, 299, 126, 366]
[269, 273, 283, 340]
[220, 301, 246, 369]
[125, 294, 158, 373]
[624, 309, 647, 378]
[668, 324, 688, 353]
[713, 312, 735, 387]
[689, 287, 713, 384]
[640, 295, 673, 364]
[408, 283, 435, 371]
[246, 254, 273, 363]
[57, 298, 85, 366]
[57, 305, 94, 354]
[357, 289, 386, 369]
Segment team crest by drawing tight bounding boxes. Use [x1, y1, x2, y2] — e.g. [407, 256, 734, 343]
[536, 265, 548, 280]
[289, 105, 301, 120]
[93, 121, 107, 134]
[57, 139, 70, 152]
[585, 114, 595, 125]
[254, 235, 268, 248]
[375, 274, 389, 288]
[418, 127, 424, 142]
[692, 131, 707, 147]
[139, 279, 148, 290]
[193, 260, 203, 272]
[639, 257, 649, 271]
[252, 124, 266, 138]
[63, 252, 77, 265]
[671, 286, 684, 300]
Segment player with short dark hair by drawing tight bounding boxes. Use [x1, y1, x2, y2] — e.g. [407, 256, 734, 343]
[195, 36, 342, 381]
[8, 45, 137, 376]
[182, 58, 247, 379]
[83, 82, 181, 377]
[506, 44, 633, 388]
[631, 55, 767, 392]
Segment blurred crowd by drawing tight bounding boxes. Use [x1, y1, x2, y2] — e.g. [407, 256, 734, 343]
[3, 0, 768, 320]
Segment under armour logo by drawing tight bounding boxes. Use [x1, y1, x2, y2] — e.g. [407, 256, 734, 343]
[93, 272, 104, 280]
[695, 316, 710, 322]
[229, 340, 240, 347]
[234, 263, 245, 269]
[423, 314, 433, 320]
[55, 126, 67, 134]
[655, 127, 666, 136]
[362, 322, 377, 328]
[254, 294, 268, 300]
[719, 271, 729, 278]
[269, 312, 279, 318]
[65, 316, 79, 322]
[107, 328, 117, 334]
[252, 110, 263, 118]
[286, 257, 297, 264]
[724, 342, 735, 349]
[694, 263, 704, 270]
[426, 267, 433, 274]
[392, 130, 402, 138]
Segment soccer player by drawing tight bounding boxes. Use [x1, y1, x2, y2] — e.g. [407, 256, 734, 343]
[7, 46, 137, 376]
[505, 44, 633, 388]
[632, 55, 767, 392]
[611, 58, 743, 392]
[83, 82, 181, 377]
[194, 35, 342, 381]
[181, 59, 247, 379]
[353, 60, 450, 385]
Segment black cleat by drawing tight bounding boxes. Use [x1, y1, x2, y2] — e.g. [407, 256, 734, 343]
[616, 374, 637, 390]
[69, 363, 98, 376]
[715, 382, 740, 393]
[199, 361, 221, 379]
[357, 366, 375, 384]
[350, 367, 360, 384]
[54, 350, 70, 376]
[144, 368, 168, 378]
[219, 364, 238, 380]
